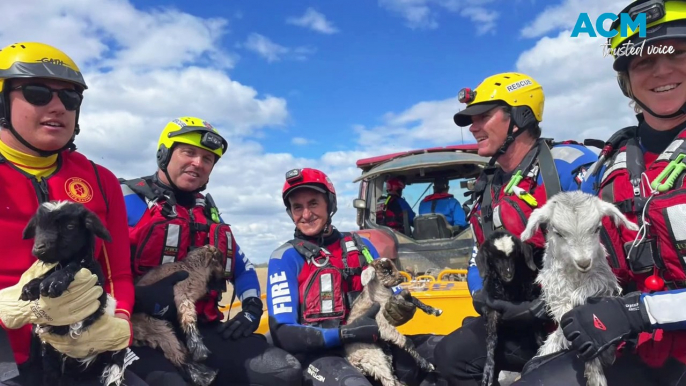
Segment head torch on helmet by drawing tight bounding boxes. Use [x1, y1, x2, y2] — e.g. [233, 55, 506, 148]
[458, 88, 476, 104]
[611, 0, 667, 33]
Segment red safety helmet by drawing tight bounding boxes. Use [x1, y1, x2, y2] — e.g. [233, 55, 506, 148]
[282, 168, 337, 217]
[386, 177, 405, 193]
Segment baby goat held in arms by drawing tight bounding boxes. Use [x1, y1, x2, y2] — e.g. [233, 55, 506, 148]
[521, 191, 639, 386]
[20, 200, 126, 386]
[344, 257, 441, 386]
[131, 245, 226, 386]
[474, 229, 543, 386]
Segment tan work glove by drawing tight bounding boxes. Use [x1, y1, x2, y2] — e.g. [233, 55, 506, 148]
[38, 314, 132, 359]
[0, 260, 103, 329]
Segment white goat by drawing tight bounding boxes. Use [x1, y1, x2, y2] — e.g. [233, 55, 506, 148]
[344, 258, 440, 386]
[520, 191, 639, 386]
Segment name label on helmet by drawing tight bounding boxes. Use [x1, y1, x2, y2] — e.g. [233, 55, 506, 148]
[506, 79, 532, 93]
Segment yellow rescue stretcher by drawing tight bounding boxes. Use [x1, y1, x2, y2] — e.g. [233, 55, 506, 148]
[218, 269, 478, 336]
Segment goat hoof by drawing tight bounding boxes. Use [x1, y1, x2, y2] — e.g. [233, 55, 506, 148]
[40, 278, 66, 298]
[182, 362, 218, 386]
[186, 337, 211, 362]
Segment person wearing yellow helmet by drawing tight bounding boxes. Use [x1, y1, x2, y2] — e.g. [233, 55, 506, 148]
[511, 1, 686, 385]
[119, 117, 301, 386]
[0, 42, 145, 386]
[433, 72, 598, 385]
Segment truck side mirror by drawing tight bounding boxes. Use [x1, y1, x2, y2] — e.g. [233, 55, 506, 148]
[353, 199, 366, 209]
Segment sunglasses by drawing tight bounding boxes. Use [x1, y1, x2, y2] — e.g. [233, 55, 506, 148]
[11, 84, 83, 111]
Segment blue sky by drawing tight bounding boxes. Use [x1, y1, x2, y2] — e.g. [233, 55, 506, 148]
[0, 0, 635, 263]
[133, 0, 537, 157]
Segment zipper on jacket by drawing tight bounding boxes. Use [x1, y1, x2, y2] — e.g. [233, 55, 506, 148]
[31, 177, 49, 204]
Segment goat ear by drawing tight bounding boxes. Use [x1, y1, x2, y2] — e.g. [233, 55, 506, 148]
[521, 241, 537, 272]
[598, 199, 639, 231]
[474, 247, 488, 278]
[85, 212, 112, 242]
[361, 266, 375, 286]
[22, 215, 37, 240]
[520, 203, 553, 241]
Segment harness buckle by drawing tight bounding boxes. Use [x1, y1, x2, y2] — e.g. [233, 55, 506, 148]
[651, 153, 686, 193]
[311, 249, 330, 268]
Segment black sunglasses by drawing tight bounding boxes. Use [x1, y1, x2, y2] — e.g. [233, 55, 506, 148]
[11, 84, 83, 111]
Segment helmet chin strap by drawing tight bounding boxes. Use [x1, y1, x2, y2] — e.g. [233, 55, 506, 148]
[633, 97, 686, 119]
[487, 119, 521, 167]
[0, 118, 78, 157]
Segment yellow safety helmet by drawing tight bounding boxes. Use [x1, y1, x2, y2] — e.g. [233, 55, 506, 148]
[0, 42, 87, 156]
[156, 117, 228, 170]
[453, 72, 544, 129]
[610, 0, 686, 72]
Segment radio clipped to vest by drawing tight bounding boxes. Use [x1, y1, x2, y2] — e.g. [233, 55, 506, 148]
[290, 233, 374, 328]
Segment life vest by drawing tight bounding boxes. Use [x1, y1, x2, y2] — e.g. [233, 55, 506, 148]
[468, 139, 565, 250]
[591, 126, 686, 368]
[594, 127, 686, 291]
[291, 233, 374, 328]
[375, 195, 405, 232]
[0, 151, 109, 365]
[120, 178, 235, 323]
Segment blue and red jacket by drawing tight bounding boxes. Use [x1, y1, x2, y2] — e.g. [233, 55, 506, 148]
[418, 193, 467, 228]
[267, 228, 381, 354]
[122, 176, 260, 321]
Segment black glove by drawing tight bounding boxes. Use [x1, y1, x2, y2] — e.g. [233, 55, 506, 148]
[340, 302, 381, 344]
[217, 296, 263, 340]
[383, 289, 417, 327]
[484, 295, 550, 324]
[133, 271, 189, 321]
[561, 293, 651, 361]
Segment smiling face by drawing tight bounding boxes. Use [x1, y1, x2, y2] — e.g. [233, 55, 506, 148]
[288, 188, 329, 237]
[0, 78, 78, 155]
[161, 143, 215, 191]
[628, 39, 686, 120]
[469, 107, 511, 157]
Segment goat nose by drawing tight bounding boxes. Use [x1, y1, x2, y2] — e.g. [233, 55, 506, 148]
[33, 243, 46, 251]
[576, 259, 591, 269]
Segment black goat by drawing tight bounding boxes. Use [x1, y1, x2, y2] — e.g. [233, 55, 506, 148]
[474, 230, 541, 386]
[20, 201, 126, 386]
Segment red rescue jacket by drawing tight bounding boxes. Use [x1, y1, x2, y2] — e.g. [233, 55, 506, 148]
[595, 127, 686, 367]
[0, 150, 134, 364]
[121, 178, 235, 323]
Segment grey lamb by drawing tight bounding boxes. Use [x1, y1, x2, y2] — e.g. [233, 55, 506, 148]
[344, 257, 441, 386]
[520, 191, 639, 386]
[131, 245, 226, 386]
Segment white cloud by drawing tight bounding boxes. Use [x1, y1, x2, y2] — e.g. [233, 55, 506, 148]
[286, 8, 339, 34]
[243, 33, 316, 62]
[291, 137, 312, 145]
[520, 0, 627, 39]
[378, 0, 499, 31]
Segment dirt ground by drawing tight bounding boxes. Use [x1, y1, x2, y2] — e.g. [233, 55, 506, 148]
[219, 267, 268, 318]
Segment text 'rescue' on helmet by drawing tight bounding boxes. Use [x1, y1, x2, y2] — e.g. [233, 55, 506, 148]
[156, 116, 228, 171]
[453, 72, 544, 130]
[282, 168, 338, 218]
[0, 42, 88, 156]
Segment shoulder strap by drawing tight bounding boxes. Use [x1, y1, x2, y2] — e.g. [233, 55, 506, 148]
[118, 177, 159, 202]
[537, 140, 562, 199]
[119, 177, 177, 218]
[90, 161, 109, 215]
[288, 238, 326, 263]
